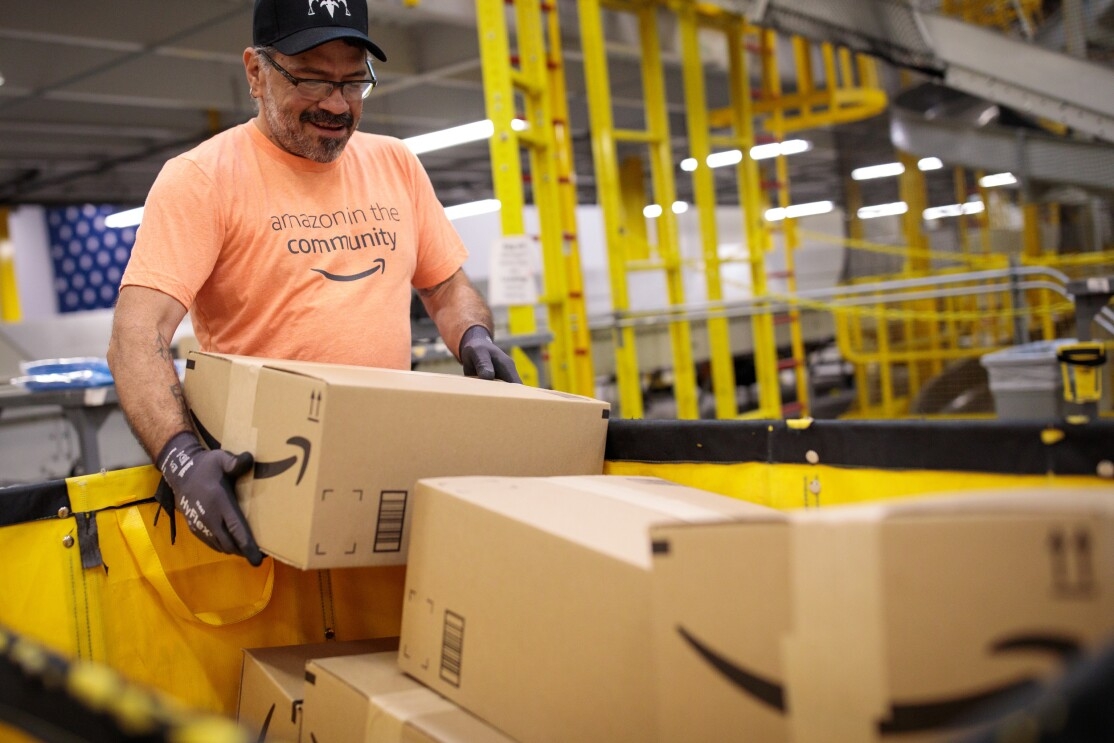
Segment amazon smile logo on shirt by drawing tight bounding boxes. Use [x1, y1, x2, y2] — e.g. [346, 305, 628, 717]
[311, 257, 385, 282]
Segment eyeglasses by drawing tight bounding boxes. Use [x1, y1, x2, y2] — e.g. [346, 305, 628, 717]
[259, 50, 377, 102]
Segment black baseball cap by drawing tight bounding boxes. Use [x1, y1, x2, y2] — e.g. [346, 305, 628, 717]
[253, 0, 387, 62]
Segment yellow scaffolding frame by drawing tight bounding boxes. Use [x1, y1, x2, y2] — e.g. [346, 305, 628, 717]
[475, 0, 596, 394]
[576, 0, 887, 419]
[677, 3, 737, 420]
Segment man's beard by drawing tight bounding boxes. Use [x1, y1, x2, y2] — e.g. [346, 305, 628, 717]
[262, 96, 356, 163]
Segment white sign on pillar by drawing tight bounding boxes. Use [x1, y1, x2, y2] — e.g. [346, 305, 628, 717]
[488, 234, 540, 307]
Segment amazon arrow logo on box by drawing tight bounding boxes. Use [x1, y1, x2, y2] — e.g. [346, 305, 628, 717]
[650, 488, 1114, 742]
[184, 351, 611, 570]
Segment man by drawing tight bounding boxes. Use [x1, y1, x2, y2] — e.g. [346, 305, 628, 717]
[107, 0, 519, 565]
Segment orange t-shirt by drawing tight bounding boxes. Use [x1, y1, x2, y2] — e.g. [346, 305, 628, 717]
[121, 122, 467, 369]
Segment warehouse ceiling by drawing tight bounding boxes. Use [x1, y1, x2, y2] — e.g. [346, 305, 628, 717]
[0, 0, 944, 215]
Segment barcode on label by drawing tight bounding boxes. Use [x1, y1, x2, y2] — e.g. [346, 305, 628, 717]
[440, 610, 465, 687]
[374, 490, 407, 552]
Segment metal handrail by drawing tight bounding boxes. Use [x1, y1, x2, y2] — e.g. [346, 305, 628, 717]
[590, 265, 1114, 335]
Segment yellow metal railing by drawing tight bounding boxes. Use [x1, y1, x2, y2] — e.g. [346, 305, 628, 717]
[939, 0, 1046, 35]
[826, 224, 1109, 417]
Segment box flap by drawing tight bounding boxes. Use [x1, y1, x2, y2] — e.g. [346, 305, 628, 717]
[408, 707, 518, 743]
[416, 475, 773, 569]
[789, 487, 1114, 526]
[257, 360, 609, 407]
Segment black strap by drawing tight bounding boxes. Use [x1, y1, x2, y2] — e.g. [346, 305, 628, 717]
[0, 479, 70, 528]
[152, 476, 178, 545]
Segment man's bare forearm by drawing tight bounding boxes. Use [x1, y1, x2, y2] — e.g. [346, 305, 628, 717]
[107, 288, 192, 462]
[418, 269, 494, 359]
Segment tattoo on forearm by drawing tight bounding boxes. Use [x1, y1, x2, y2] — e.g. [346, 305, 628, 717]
[154, 330, 173, 362]
[170, 383, 192, 432]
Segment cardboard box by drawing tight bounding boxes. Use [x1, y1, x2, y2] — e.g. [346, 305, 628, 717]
[398, 475, 775, 743]
[302, 652, 517, 743]
[238, 638, 399, 742]
[650, 488, 1114, 742]
[650, 515, 791, 743]
[183, 352, 610, 569]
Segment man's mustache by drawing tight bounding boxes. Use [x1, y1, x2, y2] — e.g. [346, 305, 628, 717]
[301, 111, 354, 128]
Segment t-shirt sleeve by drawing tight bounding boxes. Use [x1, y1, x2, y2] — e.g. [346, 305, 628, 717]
[119, 156, 224, 310]
[404, 145, 469, 290]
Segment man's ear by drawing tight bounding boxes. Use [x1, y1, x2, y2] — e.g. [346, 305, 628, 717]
[243, 47, 264, 95]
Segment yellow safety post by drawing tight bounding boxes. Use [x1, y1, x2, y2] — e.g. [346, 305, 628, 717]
[476, 0, 540, 388]
[543, 0, 596, 397]
[1021, 200, 1056, 340]
[476, 0, 596, 394]
[677, 3, 736, 419]
[511, 0, 573, 389]
[630, 1, 698, 419]
[729, 20, 782, 419]
[760, 28, 811, 417]
[876, 301, 896, 417]
[0, 207, 20, 323]
[955, 166, 972, 255]
[578, 0, 643, 418]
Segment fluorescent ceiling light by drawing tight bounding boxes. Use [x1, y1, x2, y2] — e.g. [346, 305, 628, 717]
[404, 119, 526, 155]
[851, 162, 905, 181]
[405, 120, 493, 155]
[680, 140, 811, 171]
[857, 201, 908, 219]
[765, 200, 834, 222]
[105, 207, 144, 228]
[851, 158, 945, 180]
[923, 201, 985, 220]
[752, 139, 811, 160]
[444, 199, 501, 221]
[642, 202, 690, 217]
[706, 150, 743, 168]
[979, 172, 1017, 188]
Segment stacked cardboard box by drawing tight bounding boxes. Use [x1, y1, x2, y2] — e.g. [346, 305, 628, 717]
[238, 639, 399, 742]
[303, 653, 516, 743]
[236, 476, 1114, 741]
[650, 488, 1114, 742]
[239, 641, 513, 742]
[398, 474, 775, 743]
[397, 480, 1114, 743]
[183, 352, 611, 569]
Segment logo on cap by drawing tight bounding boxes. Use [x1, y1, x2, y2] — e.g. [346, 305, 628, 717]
[309, 0, 350, 18]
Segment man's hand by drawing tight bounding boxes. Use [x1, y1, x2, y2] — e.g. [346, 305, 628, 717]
[459, 325, 522, 383]
[157, 431, 264, 566]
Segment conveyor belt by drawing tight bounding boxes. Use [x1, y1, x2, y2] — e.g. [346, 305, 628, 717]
[890, 82, 1114, 194]
[740, 0, 1114, 143]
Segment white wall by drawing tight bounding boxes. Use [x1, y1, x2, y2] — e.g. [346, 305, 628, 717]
[452, 203, 847, 320]
[9, 204, 57, 319]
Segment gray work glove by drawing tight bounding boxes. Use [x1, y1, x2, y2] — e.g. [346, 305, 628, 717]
[157, 431, 263, 566]
[459, 325, 521, 383]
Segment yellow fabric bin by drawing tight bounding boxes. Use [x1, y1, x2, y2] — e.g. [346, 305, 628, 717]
[0, 465, 404, 716]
